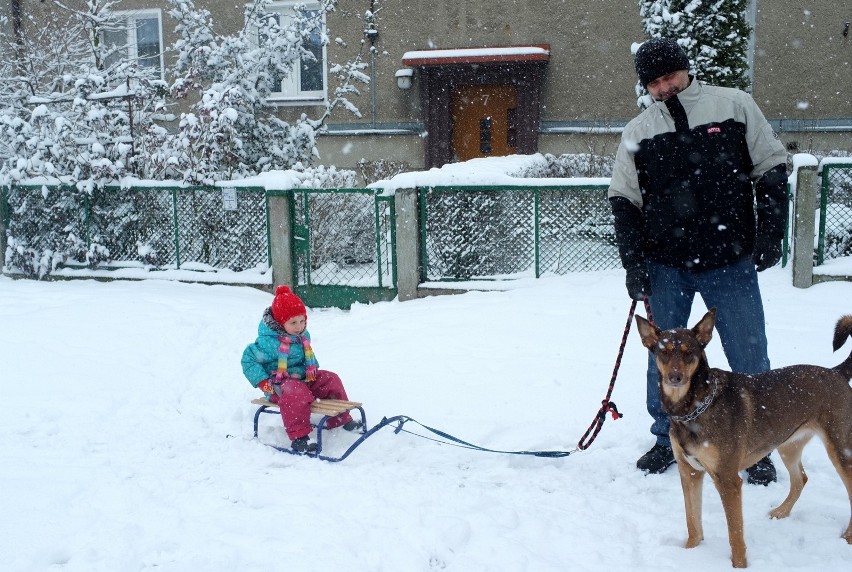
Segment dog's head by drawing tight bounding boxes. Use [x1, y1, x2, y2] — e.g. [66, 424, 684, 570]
[635, 309, 716, 400]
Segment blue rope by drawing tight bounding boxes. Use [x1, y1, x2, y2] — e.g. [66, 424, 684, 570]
[268, 414, 577, 462]
[389, 415, 577, 458]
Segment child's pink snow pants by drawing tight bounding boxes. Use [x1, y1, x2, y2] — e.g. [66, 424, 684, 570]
[272, 370, 353, 440]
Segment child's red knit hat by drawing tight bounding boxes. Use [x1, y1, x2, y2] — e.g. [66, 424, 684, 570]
[271, 285, 307, 325]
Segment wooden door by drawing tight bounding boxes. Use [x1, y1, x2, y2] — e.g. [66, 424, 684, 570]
[451, 84, 518, 162]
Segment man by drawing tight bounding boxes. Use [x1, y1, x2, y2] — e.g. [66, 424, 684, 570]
[608, 38, 788, 485]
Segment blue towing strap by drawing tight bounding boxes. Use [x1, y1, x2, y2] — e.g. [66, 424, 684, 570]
[269, 414, 577, 462]
[389, 415, 576, 458]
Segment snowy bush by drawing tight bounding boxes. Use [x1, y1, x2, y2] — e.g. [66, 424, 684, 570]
[3, 185, 91, 278]
[820, 161, 852, 261]
[526, 153, 614, 178]
[823, 211, 852, 260]
[357, 159, 413, 185]
[288, 164, 358, 188]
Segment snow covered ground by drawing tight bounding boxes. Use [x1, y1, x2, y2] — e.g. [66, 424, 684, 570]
[1, 269, 851, 571]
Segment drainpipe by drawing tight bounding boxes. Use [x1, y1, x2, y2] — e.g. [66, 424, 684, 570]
[364, 1, 379, 129]
[746, 0, 757, 90]
[11, 0, 25, 68]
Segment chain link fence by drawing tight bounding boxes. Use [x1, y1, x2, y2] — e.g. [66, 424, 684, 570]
[292, 189, 395, 288]
[817, 163, 852, 265]
[3, 184, 268, 275]
[420, 185, 617, 281]
[10, 174, 843, 301]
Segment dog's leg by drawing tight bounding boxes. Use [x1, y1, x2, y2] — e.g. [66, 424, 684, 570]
[678, 461, 705, 548]
[769, 437, 810, 519]
[711, 471, 747, 568]
[818, 425, 852, 543]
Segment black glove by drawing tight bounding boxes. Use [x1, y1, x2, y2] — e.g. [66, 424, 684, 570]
[625, 264, 652, 300]
[752, 235, 782, 272]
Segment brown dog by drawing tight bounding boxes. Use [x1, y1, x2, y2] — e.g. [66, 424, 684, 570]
[635, 309, 852, 568]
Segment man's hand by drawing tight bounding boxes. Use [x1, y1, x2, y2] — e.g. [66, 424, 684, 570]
[626, 264, 652, 300]
[752, 235, 782, 272]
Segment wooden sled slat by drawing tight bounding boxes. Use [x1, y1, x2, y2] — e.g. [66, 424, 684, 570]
[251, 397, 363, 416]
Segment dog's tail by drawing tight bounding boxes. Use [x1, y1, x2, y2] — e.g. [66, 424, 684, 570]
[832, 314, 852, 379]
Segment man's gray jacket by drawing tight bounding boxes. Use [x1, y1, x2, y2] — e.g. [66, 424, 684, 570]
[608, 78, 788, 272]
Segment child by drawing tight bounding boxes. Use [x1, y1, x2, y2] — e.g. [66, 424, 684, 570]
[241, 285, 358, 453]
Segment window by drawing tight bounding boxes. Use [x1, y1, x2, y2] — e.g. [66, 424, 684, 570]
[261, 2, 327, 104]
[102, 10, 164, 80]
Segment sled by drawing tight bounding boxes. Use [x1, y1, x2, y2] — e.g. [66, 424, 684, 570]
[251, 397, 367, 457]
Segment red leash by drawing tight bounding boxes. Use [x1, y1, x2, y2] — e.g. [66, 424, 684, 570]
[576, 296, 654, 450]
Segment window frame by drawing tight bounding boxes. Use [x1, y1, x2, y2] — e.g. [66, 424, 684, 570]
[260, 1, 328, 106]
[101, 9, 165, 81]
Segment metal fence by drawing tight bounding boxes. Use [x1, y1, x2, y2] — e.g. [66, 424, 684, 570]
[816, 162, 852, 265]
[290, 188, 397, 307]
[2, 184, 268, 273]
[8, 172, 847, 303]
[419, 184, 617, 281]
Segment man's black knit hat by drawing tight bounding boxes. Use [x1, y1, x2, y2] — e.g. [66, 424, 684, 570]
[634, 38, 690, 88]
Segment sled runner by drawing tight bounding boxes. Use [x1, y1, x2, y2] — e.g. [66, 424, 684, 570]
[251, 397, 367, 457]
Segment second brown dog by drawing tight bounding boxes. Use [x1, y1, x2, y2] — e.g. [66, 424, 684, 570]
[635, 308, 852, 568]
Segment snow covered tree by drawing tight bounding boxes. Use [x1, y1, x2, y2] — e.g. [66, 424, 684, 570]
[157, 0, 368, 185]
[0, 0, 168, 188]
[637, 1, 752, 96]
[0, 1, 168, 277]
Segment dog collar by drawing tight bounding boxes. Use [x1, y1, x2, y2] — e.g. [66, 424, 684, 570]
[670, 375, 718, 423]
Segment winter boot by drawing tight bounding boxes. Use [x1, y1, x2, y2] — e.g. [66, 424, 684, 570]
[746, 455, 777, 486]
[291, 436, 317, 454]
[636, 443, 675, 474]
[342, 419, 363, 432]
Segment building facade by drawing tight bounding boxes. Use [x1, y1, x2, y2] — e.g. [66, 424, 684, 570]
[4, 0, 851, 174]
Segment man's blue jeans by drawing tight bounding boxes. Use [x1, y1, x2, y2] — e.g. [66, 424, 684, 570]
[645, 257, 770, 446]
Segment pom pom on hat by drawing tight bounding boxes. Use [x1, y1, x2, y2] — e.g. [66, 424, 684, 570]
[271, 285, 307, 325]
[634, 37, 690, 88]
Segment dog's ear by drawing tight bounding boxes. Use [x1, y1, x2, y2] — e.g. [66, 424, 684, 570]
[635, 315, 660, 350]
[692, 308, 717, 347]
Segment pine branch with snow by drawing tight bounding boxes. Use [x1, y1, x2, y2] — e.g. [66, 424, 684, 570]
[636, 0, 751, 105]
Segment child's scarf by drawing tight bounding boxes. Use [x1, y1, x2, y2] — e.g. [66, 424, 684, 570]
[275, 334, 318, 383]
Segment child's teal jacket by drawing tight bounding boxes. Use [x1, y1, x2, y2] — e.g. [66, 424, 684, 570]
[241, 308, 315, 387]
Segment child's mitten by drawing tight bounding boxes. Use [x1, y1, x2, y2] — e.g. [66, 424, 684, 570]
[257, 379, 273, 395]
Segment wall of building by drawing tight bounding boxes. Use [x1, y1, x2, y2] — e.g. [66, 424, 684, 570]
[753, 1, 851, 123]
[6, 0, 850, 174]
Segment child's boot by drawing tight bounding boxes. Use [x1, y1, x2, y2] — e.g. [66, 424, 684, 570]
[342, 420, 362, 431]
[291, 436, 317, 454]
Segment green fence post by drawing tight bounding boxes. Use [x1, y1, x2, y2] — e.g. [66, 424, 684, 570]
[418, 187, 429, 283]
[533, 188, 541, 278]
[0, 184, 7, 271]
[172, 188, 181, 270]
[388, 195, 398, 289]
[374, 192, 384, 289]
[84, 191, 91, 251]
[781, 182, 791, 267]
[815, 165, 831, 267]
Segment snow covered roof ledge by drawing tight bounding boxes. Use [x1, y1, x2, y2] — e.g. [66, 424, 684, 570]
[402, 45, 550, 66]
